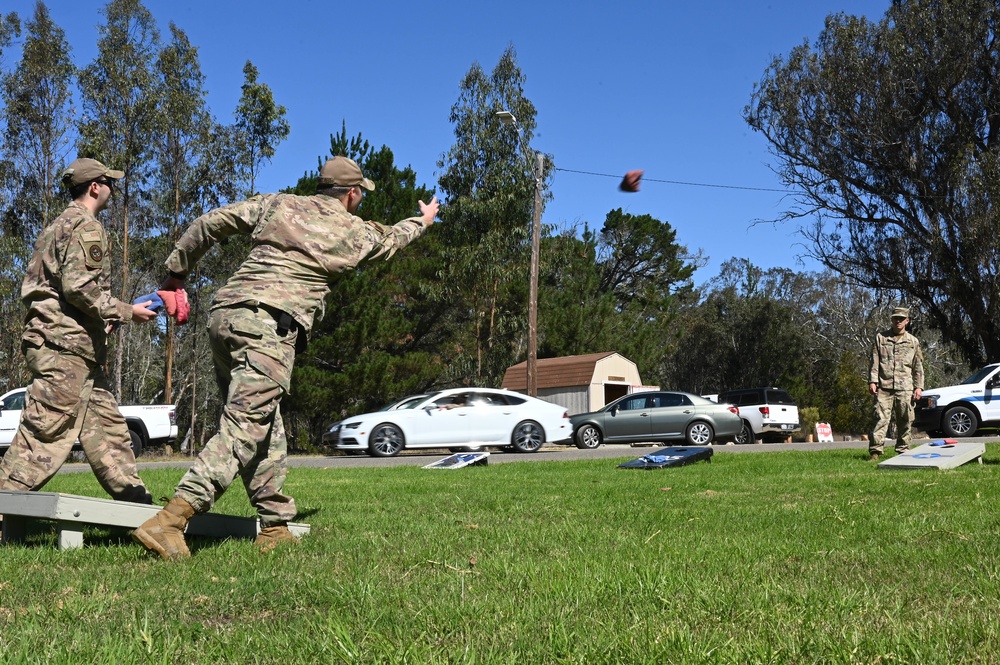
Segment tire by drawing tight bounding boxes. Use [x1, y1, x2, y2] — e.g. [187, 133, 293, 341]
[686, 421, 714, 446]
[575, 424, 602, 449]
[368, 423, 405, 457]
[942, 405, 978, 437]
[511, 420, 545, 453]
[734, 421, 754, 445]
[128, 428, 144, 457]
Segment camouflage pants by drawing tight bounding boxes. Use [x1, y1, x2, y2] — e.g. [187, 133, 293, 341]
[869, 389, 915, 455]
[0, 342, 150, 502]
[174, 304, 298, 526]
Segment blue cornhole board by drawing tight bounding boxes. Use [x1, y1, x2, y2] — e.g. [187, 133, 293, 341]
[423, 452, 489, 469]
[877, 440, 985, 470]
[618, 446, 713, 469]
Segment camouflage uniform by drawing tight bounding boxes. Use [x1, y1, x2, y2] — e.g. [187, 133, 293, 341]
[164, 192, 427, 526]
[0, 202, 151, 502]
[868, 328, 924, 455]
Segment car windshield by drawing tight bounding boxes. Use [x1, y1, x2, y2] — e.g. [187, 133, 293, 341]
[383, 394, 433, 410]
[961, 366, 1000, 385]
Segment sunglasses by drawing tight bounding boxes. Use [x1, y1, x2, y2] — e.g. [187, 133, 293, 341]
[95, 178, 115, 189]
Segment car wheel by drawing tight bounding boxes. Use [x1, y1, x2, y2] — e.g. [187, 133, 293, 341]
[368, 423, 405, 457]
[942, 405, 978, 437]
[129, 428, 143, 457]
[511, 420, 544, 453]
[734, 421, 754, 445]
[575, 424, 602, 449]
[686, 421, 714, 446]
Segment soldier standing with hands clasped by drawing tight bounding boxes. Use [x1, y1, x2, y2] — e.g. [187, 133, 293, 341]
[133, 156, 439, 559]
[0, 158, 156, 525]
[868, 307, 924, 461]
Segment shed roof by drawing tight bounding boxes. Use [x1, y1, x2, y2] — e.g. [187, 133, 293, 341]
[501, 352, 619, 390]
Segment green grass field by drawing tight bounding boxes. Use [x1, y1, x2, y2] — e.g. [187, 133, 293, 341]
[2, 446, 1000, 664]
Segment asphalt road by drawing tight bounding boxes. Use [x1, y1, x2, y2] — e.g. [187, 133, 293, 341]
[52, 435, 997, 474]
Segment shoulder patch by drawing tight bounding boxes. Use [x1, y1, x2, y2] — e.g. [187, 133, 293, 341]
[87, 243, 104, 264]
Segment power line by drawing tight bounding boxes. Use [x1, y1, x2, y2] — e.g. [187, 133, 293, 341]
[554, 167, 792, 193]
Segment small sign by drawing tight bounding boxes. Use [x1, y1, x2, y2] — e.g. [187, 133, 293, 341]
[423, 452, 489, 469]
[815, 422, 834, 442]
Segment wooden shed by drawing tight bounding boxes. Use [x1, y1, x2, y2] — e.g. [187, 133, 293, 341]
[501, 352, 653, 415]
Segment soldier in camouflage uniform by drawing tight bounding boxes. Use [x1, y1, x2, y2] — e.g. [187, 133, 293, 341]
[133, 156, 439, 559]
[868, 307, 924, 461]
[0, 158, 156, 517]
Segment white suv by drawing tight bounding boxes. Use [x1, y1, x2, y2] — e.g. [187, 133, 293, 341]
[717, 387, 800, 444]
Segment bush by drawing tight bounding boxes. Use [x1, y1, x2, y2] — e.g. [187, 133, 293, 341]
[799, 406, 820, 441]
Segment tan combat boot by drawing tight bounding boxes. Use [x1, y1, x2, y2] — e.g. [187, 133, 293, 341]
[132, 497, 196, 560]
[255, 523, 299, 553]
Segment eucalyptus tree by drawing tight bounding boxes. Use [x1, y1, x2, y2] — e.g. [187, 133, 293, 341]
[77, 0, 162, 399]
[1, 2, 74, 233]
[436, 45, 551, 385]
[147, 22, 216, 406]
[0, 6, 75, 391]
[745, 0, 1000, 367]
[233, 60, 289, 198]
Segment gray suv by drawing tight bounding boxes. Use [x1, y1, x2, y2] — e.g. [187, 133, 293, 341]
[717, 387, 800, 444]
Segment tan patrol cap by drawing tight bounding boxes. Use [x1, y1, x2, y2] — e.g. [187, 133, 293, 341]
[318, 156, 375, 191]
[891, 307, 910, 320]
[61, 158, 124, 187]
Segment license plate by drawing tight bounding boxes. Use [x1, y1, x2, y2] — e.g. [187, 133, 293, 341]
[781, 424, 794, 430]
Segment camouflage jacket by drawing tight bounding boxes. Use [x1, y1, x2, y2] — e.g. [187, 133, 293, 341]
[164, 193, 427, 333]
[869, 329, 924, 393]
[20, 202, 133, 364]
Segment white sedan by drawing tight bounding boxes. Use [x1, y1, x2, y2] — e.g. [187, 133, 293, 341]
[336, 388, 571, 457]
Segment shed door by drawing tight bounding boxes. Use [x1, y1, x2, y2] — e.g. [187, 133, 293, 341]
[604, 383, 629, 405]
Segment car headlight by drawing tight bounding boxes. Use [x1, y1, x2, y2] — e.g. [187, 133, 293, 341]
[344, 422, 362, 430]
[923, 394, 938, 408]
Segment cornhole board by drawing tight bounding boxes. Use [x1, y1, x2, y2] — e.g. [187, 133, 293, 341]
[423, 452, 489, 469]
[0, 490, 310, 550]
[877, 440, 985, 470]
[618, 446, 713, 469]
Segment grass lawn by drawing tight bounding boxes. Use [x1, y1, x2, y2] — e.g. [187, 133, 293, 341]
[2, 445, 1000, 664]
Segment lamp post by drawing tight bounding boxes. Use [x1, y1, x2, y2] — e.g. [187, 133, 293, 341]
[497, 110, 543, 397]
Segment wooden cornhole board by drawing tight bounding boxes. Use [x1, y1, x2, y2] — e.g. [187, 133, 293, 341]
[618, 446, 713, 469]
[0, 490, 310, 550]
[877, 441, 986, 470]
[423, 452, 490, 469]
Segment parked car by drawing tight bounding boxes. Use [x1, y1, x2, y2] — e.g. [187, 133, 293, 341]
[569, 390, 742, 448]
[716, 387, 800, 444]
[915, 363, 1000, 437]
[321, 394, 430, 448]
[0, 387, 177, 456]
[335, 388, 570, 457]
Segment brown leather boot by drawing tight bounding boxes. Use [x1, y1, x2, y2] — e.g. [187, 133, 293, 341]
[132, 497, 196, 560]
[255, 523, 299, 552]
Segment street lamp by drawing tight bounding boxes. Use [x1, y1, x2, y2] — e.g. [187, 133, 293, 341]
[497, 110, 544, 397]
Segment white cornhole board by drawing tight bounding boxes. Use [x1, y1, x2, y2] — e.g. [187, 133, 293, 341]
[877, 441, 985, 470]
[0, 490, 310, 550]
[423, 452, 489, 469]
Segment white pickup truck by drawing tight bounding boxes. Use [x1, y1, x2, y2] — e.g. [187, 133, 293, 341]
[0, 387, 177, 456]
[914, 363, 1000, 437]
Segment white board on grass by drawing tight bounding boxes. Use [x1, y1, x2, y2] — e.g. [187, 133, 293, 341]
[878, 441, 985, 470]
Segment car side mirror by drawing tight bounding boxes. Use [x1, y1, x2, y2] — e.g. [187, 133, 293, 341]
[989, 376, 1000, 389]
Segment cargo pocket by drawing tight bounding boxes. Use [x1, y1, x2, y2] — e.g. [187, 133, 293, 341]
[245, 349, 292, 394]
[22, 379, 80, 443]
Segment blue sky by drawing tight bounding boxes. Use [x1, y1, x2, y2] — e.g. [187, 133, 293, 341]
[4, 0, 890, 284]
